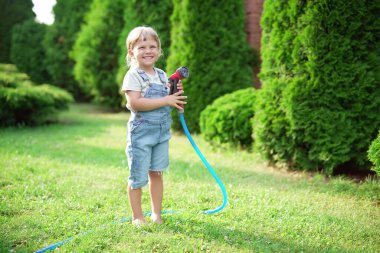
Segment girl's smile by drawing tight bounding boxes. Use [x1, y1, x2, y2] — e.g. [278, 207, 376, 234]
[130, 37, 159, 73]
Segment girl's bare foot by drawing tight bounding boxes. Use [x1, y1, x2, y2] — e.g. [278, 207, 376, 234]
[132, 218, 148, 227]
[151, 214, 163, 224]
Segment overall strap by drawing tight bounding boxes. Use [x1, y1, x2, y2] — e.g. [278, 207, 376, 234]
[136, 69, 150, 85]
[155, 68, 167, 85]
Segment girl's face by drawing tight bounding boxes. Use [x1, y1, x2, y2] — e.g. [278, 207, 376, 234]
[129, 37, 159, 72]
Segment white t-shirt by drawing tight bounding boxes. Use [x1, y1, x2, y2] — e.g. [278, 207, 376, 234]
[121, 67, 168, 110]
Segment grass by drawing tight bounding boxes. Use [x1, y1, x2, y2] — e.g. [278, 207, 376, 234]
[0, 103, 379, 253]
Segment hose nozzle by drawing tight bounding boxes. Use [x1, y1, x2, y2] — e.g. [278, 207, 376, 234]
[169, 66, 189, 95]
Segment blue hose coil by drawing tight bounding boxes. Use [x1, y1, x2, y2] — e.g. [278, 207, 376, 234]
[35, 210, 179, 253]
[179, 112, 228, 214]
[35, 113, 227, 252]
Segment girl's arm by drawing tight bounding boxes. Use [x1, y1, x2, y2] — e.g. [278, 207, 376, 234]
[126, 89, 187, 111]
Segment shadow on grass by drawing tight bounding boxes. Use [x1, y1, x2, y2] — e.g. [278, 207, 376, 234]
[163, 215, 353, 253]
[0, 107, 128, 170]
[169, 156, 379, 203]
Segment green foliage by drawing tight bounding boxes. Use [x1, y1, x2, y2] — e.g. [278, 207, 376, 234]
[117, 0, 173, 107]
[252, 1, 299, 167]
[43, 0, 92, 100]
[10, 19, 51, 84]
[71, 0, 125, 109]
[0, 64, 73, 126]
[368, 131, 380, 176]
[167, 0, 255, 132]
[200, 88, 256, 148]
[253, 80, 295, 165]
[0, 0, 35, 63]
[0, 64, 29, 86]
[254, 0, 380, 174]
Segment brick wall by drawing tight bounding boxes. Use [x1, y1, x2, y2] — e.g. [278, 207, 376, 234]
[245, 0, 263, 88]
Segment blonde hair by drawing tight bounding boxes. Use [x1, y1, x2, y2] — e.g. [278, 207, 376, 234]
[126, 26, 163, 67]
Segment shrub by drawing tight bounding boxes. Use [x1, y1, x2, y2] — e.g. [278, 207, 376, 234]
[253, 80, 294, 165]
[0, 64, 29, 86]
[254, 0, 380, 174]
[0, 0, 34, 63]
[0, 64, 73, 126]
[200, 88, 256, 148]
[368, 131, 380, 176]
[43, 0, 92, 100]
[252, 1, 299, 167]
[71, 0, 125, 109]
[167, 0, 255, 132]
[11, 19, 51, 84]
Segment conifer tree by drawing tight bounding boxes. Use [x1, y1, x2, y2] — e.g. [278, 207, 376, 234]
[167, 0, 254, 132]
[254, 0, 380, 174]
[71, 0, 125, 108]
[0, 0, 35, 62]
[11, 20, 51, 84]
[44, 0, 92, 100]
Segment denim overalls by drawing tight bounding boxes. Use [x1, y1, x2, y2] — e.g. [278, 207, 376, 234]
[126, 68, 172, 189]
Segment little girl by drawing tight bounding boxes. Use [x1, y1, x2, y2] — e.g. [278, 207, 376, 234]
[121, 26, 187, 226]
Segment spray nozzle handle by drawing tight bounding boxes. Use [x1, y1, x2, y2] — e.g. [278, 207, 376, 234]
[169, 78, 179, 95]
[169, 66, 189, 95]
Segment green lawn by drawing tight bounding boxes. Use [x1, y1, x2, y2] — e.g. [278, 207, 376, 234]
[1, 103, 379, 253]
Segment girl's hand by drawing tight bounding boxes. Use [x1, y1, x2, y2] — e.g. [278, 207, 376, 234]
[165, 90, 187, 110]
[177, 80, 184, 93]
[175, 80, 186, 110]
[165, 80, 185, 93]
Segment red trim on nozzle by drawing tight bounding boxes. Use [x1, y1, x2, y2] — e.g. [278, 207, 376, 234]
[170, 66, 189, 80]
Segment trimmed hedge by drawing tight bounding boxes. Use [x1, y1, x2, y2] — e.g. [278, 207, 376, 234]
[43, 0, 92, 100]
[368, 131, 380, 176]
[0, 64, 73, 126]
[11, 19, 51, 84]
[254, 0, 380, 174]
[167, 0, 255, 132]
[200, 88, 256, 148]
[0, 64, 29, 85]
[253, 79, 294, 164]
[253, 1, 299, 167]
[0, 0, 34, 62]
[71, 0, 125, 109]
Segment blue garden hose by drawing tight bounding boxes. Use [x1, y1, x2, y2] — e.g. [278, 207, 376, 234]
[35, 210, 179, 253]
[179, 112, 228, 214]
[35, 113, 228, 252]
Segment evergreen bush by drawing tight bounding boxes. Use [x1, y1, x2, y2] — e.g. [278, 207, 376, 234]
[43, 0, 92, 100]
[253, 1, 298, 166]
[10, 19, 51, 84]
[253, 80, 295, 165]
[71, 0, 125, 109]
[200, 88, 256, 148]
[0, 64, 29, 86]
[167, 0, 255, 132]
[0, 0, 34, 62]
[0, 64, 73, 126]
[254, 0, 380, 174]
[368, 131, 380, 176]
